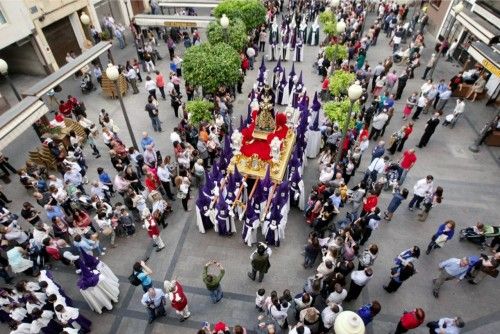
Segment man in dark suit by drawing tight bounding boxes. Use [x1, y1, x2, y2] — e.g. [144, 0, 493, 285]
[417, 113, 441, 148]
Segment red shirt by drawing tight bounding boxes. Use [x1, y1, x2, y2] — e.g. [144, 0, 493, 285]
[156, 74, 165, 88]
[400, 151, 416, 170]
[403, 126, 413, 139]
[400, 311, 424, 329]
[322, 78, 330, 90]
[363, 195, 378, 212]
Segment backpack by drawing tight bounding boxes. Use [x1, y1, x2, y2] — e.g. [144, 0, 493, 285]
[128, 271, 142, 286]
[136, 154, 145, 167]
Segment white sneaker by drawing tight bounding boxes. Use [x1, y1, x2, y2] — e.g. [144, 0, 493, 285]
[101, 252, 106, 256]
[102, 247, 107, 251]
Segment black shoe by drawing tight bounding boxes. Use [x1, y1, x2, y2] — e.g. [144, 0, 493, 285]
[432, 290, 439, 298]
[383, 286, 391, 293]
[5, 200, 12, 203]
[156, 246, 165, 252]
[247, 272, 255, 281]
[95, 155, 101, 158]
[468, 279, 477, 285]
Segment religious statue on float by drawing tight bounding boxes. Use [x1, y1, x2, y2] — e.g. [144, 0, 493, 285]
[256, 95, 276, 132]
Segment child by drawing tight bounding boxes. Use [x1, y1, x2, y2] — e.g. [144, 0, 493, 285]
[119, 208, 136, 236]
[339, 182, 348, 204]
[383, 187, 409, 222]
[263, 290, 277, 315]
[255, 288, 266, 312]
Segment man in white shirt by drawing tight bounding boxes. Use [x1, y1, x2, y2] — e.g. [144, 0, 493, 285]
[141, 288, 166, 324]
[435, 87, 452, 111]
[126, 67, 139, 94]
[446, 39, 459, 61]
[170, 128, 181, 144]
[443, 98, 465, 127]
[157, 162, 175, 200]
[408, 175, 434, 210]
[369, 110, 389, 140]
[412, 95, 428, 120]
[363, 156, 388, 184]
[326, 283, 347, 305]
[321, 303, 343, 330]
[345, 267, 373, 302]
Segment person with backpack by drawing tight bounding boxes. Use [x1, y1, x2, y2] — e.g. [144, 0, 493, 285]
[131, 261, 153, 292]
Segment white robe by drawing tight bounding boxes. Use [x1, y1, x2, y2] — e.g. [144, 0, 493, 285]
[79, 272, 119, 314]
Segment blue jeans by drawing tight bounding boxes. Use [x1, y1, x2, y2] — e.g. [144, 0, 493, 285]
[117, 36, 125, 49]
[150, 116, 162, 132]
[208, 285, 223, 303]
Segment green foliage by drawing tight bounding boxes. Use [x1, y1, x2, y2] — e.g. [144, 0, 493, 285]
[324, 44, 348, 62]
[207, 18, 248, 52]
[323, 99, 361, 129]
[99, 30, 111, 41]
[214, 0, 266, 32]
[318, 10, 337, 37]
[328, 70, 356, 97]
[186, 99, 214, 125]
[183, 43, 241, 93]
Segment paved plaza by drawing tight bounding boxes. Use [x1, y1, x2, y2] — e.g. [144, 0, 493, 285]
[1, 12, 499, 334]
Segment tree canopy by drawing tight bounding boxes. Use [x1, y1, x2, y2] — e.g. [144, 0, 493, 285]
[183, 43, 241, 93]
[213, 0, 266, 32]
[323, 99, 361, 129]
[186, 99, 214, 125]
[328, 70, 356, 97]
[207, 18, 248, 52]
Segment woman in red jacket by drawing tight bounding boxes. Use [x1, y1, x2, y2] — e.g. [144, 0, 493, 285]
[361, 191, 378, 217]
[395, 308, 425, 333]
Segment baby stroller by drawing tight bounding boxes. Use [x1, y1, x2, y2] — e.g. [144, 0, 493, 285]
[459, 224, 500, 249]
[382, 162, 401, 191]
[80, 72, 95, 94]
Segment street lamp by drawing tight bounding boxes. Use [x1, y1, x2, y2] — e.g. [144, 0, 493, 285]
[0, 58, 22, 101]
[428, 1, 464, 80]
[220, 14, 230, 43]
[336, 20, 346, 34]
[105, 64, 139, 150]
[335, 82, 363, 164]
[334, 311, 365, 334]
[80, 12, 90, 25]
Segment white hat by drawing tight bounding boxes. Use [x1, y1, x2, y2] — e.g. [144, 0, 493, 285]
[163, 280, 176, 292]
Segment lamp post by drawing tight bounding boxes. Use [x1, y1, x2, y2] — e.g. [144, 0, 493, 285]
[0, 58, 22, 101]
[79, 12, 92, 46]
[428, 1, 464, 80]
[335, 82, 363, 164]
[334, 311, 365, 334]
[220, 14, 230, 43]
[105, 64, 139, 150]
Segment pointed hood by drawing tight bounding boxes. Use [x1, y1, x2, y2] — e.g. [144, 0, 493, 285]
[289, 63, 296, 79]
[310, 108, 320, 131]
[290, 168, 302, 184]
[80, 248, 99, 270]
[312, 92, 321, 111]
[259, 56, 266, 72]
[280, 66, 287, 85]
[211, 163, 221, 182]
[77, 257, 100, 290]
[246, 200, 257, 220]
[297, 71, 303, 87]
[273, 58, 282, 73]
[260, 165, 273, 194]
[196, 186, 211, 209]
[216, 193, 229, 214]
[233, 165, 243, 185]
[257, 70, 265, 85]
[248, 89, 255, 101]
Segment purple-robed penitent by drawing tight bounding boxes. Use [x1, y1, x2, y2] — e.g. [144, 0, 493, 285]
[216, 196, 231, 236]
[77, 259, 100, 290]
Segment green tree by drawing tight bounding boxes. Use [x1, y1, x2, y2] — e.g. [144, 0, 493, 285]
[207, 18, 248, 52]
[318, 9, 337, 37]
[186, 99, 214, 125]
[328, 70, 356, 97]
[323, 99, 361, 129]
[183, 43, 241, 93]
[214, 0, 266, 32]
[324, 44, 348, 63]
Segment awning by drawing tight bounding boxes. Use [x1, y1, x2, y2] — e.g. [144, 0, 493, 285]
[23, 41, 113, 98]
[133, 14, 214, 28]
[0, 97, 48, 150]
[467, 41, 500, 78]
[455, 9, 500, 45]
[158, 0, 220, 8]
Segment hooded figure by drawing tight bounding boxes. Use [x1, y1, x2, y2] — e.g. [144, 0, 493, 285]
[288, 147, 303, 177]
[268, 41, 278, 62]
[288, 63, 296, 95]
[307, 16, 320, 46]
[196, 187, 213, 233]
[305, 92, 321, 158]
[80, 249, 118, 283]
[272, 58, 283, 90]
[290, 71, 304, 108]
[289, 169, 305, 210]
[269, 18, 279, 44]
[215, 195, 235, 236]
[242, 203, 260, 247]
[77, 259, 119, 314]
[277, 66, 288, 105]
[299, 17, 308, 41]
[294, 37, 304, 62]
[263, 205, 283, 247]
[232, 166, 247, 220]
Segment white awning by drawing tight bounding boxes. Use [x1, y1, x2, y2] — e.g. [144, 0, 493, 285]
[455, 9, 500, 45]
[0, 97, 49, 150]
[133, 14, 214, 28]
[158, 0, 220, 8]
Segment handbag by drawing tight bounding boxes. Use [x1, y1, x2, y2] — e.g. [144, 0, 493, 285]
[102, 227, 113, 236]
[128, 271, 142, 286]
[435, 234, 448, 247]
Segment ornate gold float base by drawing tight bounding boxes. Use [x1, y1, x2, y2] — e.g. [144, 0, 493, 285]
[228, 130, 295, 183]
